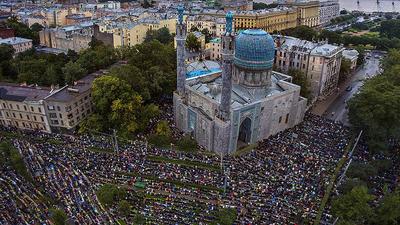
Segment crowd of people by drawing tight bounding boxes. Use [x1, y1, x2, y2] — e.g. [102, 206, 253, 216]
[0, 113, 352, 224]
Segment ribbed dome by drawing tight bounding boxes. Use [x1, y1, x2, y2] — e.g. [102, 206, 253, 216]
[234, 29, 275, 70]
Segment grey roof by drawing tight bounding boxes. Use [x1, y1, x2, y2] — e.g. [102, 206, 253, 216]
[0, 37, 32, 45]
[189, 72, 285, 108]
[45, 73, 99, 102]
[0, 83, 51, 102]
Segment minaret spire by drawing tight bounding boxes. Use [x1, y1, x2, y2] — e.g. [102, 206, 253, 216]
[176, 4, 187, 95]
[219, 12, 234, 121]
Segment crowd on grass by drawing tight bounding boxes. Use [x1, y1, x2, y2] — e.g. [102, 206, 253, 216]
[0, 112, 354, 224]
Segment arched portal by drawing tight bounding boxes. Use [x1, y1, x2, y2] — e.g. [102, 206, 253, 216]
[237, 117, 252, 148]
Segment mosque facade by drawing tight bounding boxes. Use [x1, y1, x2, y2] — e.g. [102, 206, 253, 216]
[173, 6, 307, 154]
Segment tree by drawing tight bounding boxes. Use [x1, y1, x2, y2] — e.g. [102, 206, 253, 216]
[177, 135, 197, 152]
[282, 26, 318, 41]
[339, 58, 352, 83]
[380, 19, 400, 39]
[374, 191, 400, 225]
[96, 184, 126, 207]
[6, 17, 40, 44]
[288, 69, 311, 100]
[113, 40, 176, 102]
[185, 33, 201, 52]
[347, 162, 378, 184]
[319, 30, 342, 44]
[81, 75, 159, 137]
[0, 44, 15, 79]
[144, 27, 173, 44]
[118, 200, 131, 217]
[30, 23, 43, 33]
[332, 186, 375, 225]
[62, 61, 87, 84]
[155, 120, 171, 137]
[213, 208, 237, 225]
[348, 51, 400, 152]
[49, 208, 67, 225]
[88, 37, 104, 49]
[253, 2, 278, 10]
[201, 28, 212, 43]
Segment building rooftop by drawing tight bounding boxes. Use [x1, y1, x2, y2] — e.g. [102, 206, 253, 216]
[274, 35, 343, 57]
[188, 71, 289, 109]
[0, 37, 32, 45]
[0, 83, 51, 102]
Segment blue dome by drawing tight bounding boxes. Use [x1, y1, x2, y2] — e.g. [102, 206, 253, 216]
[234, 29, 275, 70]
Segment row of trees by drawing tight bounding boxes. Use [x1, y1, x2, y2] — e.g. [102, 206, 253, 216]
[331, 49, 400, 225]
[0, 39, 117, 86]
[348, 49, 400, 152]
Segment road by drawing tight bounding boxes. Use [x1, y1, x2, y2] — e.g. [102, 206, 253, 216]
[323, 52, 382, 125]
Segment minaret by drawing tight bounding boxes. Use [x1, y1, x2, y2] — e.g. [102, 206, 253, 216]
[176, 4, 187, 95]
[219, 12, 234, 121]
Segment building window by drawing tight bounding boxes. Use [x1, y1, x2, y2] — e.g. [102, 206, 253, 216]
[49, 113, 57, 118]
[48, 105, 55, 110]
[279, 116, 282, 123]
[17, 105, 20, 110]
[285, 113, 289, 123]
[19, 114, 22, 119]
[38, 107, 42, 113]
[34, 116, 37, 121]
[57, 106, 61, 111]
[41, 116, 44, 122]
[2, 103, 6, 108]
[24, 106, 27, 111]
[31, 106, 34, 112]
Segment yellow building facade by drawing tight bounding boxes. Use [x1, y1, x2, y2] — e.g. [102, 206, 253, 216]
[287, 1, 320, 27]
[113, 18, 176, 48]
[234, 9, 298, 33]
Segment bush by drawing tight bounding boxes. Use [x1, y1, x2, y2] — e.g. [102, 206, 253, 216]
[96, 184, 126, 207]
[176, 135, 197, 152]
[49, 208, 67, 225]
[148, 134, 172, 148]
[347, 162, 378, 182]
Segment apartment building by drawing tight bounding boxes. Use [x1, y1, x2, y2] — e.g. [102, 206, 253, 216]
[274, 35, 344, 100]
[0, 37, 33, 54]
[0, 84, 51, 132]
[44, 74, 98, 131]
[233, 7, 298, 32]
[39, 22, 93, 52]
[342, 49, 359, 71]
[206, 37, 221, 60]
[280, 1, 320, 27]
[186, 15, 226, 37]
[113, 16, 176, 47]
[319, 0, 340, 25]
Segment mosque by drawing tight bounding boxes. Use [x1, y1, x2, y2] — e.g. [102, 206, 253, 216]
[173, 6, 307, 154]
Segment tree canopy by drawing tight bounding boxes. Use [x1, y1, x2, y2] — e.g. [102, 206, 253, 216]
[348, 49, 400, 152]
[332, 186, 375, 225]
[144, 27, 173, 44]
[287, 69, 311, 100]
[185, 33, 201, 52]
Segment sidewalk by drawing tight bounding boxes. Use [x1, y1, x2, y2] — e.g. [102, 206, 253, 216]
[310, 70, 359, 116]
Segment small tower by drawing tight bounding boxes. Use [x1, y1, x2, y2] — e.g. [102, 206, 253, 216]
[219, 12, 235, 121]
[176, 4, 187, 95]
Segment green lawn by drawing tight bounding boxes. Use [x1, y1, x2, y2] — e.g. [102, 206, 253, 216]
[87, 146, 115, 154]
